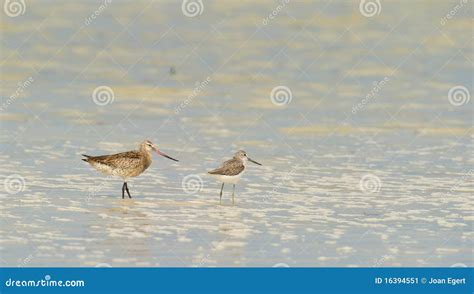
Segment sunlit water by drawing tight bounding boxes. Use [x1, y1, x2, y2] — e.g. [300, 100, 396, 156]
[0, 1, 472, 267]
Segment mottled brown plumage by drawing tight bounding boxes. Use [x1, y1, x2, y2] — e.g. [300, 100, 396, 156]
[208, 158, 245, 176]
[82, 149, 152, 179]
[82, 140, 178, 199]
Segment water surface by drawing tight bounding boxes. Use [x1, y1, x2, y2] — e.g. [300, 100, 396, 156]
[0, 0, 472, 267]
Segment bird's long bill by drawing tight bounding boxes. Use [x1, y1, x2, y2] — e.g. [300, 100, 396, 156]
[153, 147, 179, 162]
[248, 157, 262, 166]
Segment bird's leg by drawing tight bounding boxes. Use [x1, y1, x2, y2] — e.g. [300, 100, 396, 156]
[122, 182, 126, 199]
[219, 183, 224, 205]
[125, 182, 132, 199]
[232, 184, 236, 205]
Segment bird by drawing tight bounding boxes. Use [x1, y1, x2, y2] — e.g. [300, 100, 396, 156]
[82, 140, 178, 199]
[208, 150, 262, 205]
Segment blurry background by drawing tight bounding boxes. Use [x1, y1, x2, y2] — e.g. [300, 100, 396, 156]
[0, 0, 472, 267]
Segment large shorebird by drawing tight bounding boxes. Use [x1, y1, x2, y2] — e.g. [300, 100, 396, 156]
[82, 140, 178, 199]
[208, 150, 262, 205]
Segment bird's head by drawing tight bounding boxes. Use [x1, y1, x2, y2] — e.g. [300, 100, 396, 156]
[141, 140, 179, 162]
[234, 150, 262, 166]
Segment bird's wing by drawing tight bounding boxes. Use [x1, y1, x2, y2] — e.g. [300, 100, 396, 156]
[85, 151, 142, 169]
[208, 158, 244, 176]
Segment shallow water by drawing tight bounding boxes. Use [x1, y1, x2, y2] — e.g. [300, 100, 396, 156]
[0, 1, 472, 267]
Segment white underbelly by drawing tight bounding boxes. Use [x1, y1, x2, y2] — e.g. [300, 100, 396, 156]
[210, 173, 243, 184]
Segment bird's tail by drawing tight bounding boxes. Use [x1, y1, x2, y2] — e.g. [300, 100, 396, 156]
[82, 154, 92, 162]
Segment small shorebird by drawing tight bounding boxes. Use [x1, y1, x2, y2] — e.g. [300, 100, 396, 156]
[208, 150, 262, 205]
[82, 140, 178, 199]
